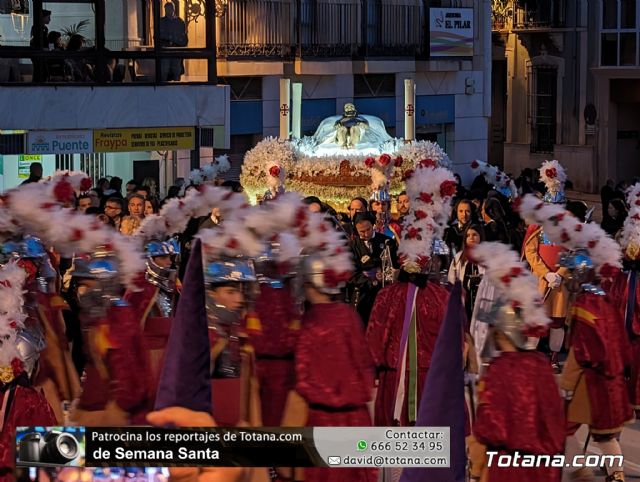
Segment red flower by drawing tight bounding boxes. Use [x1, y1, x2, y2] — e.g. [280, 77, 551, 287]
[635, 200, 640, 206]
[440, 180, 457, 198]
[365, 157, 376, 168]
[71, 229, 84, 241]
[53, 179, 75, 203]
[414, 210, 428, 220]
[510, 267, 523, 277]
[80, 177, 92, 192]
[500, 274, 512, 285]
[575, 224, 583, 232]
[419, 192, 433, 204]
[402, 169, 415, 181]
[545, 168, 557, 179]
[633, 214, 640, 221]
[406, 227, 421, 239]
[535, 202, 544, 210]
[269, 165, 281, 178]
[226, 238, 239, 250]
[9, 320, 17, 329]
[588, 239, 598, 249]
[295, 207, 307, 226]
[470, 160, 480, 169]
[223, 191, 234, 201]
[40, 202, 56, 210]
[379, 154, 392, 166]
[394, 156, 404, 167]
[11, 357, 23, 376]
[420, 159, 436, 169]
[319, 223, 328, 233]
[560, 231, 570, 243]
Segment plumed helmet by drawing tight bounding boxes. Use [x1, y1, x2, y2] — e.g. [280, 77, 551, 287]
[477, 299, 538, 351]
[1, 235, 47, 261]
[370, 187, 391, 203]
[301, 253, 344, 295]
[204, 257, 257, 285]
[558, 249, 602, 295]
[71, 248, 120, 280]
[254, 241, 296, 288]
[145, 237, 180, 258]
[15, 325, 46, 379]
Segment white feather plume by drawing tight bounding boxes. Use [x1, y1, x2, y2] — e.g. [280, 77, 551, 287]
[472, 242, 550, 330]
[621, 183, 640, 260]
[518, 194, 622, 277]
[0, 260, 28, 370]
[399, 164, 456, 272]
[539, 160, 567, 195]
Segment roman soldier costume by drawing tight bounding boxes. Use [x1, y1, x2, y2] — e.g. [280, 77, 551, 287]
[522, 160, 569, 371]
[367, 161, 456, 426]
[520, 193, 633, 482]
[469, 242, 565, 482]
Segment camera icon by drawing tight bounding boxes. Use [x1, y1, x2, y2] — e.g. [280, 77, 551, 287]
[17, 431, 80, 466]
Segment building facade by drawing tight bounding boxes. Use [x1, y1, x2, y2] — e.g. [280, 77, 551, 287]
[492, 0, 640, 193]
[217, 0, 491, 180]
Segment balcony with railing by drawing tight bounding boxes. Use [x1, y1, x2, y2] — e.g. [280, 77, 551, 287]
[512, 0, 565, 29]
[217, 0, 425, 59]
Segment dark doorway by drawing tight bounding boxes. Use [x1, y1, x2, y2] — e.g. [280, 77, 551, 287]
[133, 159, 159, 186]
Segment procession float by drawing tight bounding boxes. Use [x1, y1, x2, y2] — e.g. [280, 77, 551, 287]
[240, 86, 451, 208]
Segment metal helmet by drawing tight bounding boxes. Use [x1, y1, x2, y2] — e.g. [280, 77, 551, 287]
[15, 324, 46, 380]
[558, 249, 603, 295]
[72, 249, 120, 281]
[204, 257, 257, 285]
[254, 241, 297, 289]
[145, 238, 180, 293]
[542, 189, 566, 204]
[1, 235, 47, 261]
[476, 298, 538, 351]
[301, 254, 344, 295]
[370, 187, 391, 203]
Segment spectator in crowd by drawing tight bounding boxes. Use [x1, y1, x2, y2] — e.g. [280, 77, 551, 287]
[601, 179, 616, 224]
[95, 177, 110, 197]
[448, 223, 485, 324]
[76, 194, 93, 213]
[444, 199, 478, 254]
[142, 177, 159, 202]
[158, 1, 188, 81]
[136, 186, 151, 200]
[303, 196, 323, 213]
[120, 194, 145, 235]
[104, 197, 124, 230]
[481, 196, 510, 245]
[21, 162, 42, 185]
[125, 179, 138, 197]
[453, 173, 470, 203]
[104, 177, 123, 198]
[394, 191, 410, 225]
[601, 198, 628, 238]
[144, 199, 159, 217]
[516, 168, 535, 195]
[30, 9, 51, 82]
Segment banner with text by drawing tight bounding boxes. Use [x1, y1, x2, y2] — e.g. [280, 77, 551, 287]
[430, 8, 474, 57]
[94, 127, 195, 153]
[27, 130, 93, 155]
[16, 426, 450, 468]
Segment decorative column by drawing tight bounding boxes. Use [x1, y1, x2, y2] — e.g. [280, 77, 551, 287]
[279, 78, 291, 140]
[291, 82, 303, 139]
[404, 78, 416, 142]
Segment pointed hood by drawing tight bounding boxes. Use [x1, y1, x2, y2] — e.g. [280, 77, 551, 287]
[400, 282, 466, 482]
[154, 239, 211, 413]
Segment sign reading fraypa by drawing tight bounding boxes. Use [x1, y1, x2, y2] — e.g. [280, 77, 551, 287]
[94, 127, 195, 152]
[27, 130, 93, 155]
[430, 8, 474, 57]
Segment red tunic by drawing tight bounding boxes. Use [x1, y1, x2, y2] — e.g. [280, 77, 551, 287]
[248, 285, 300, 426]
[0, 384, 57, 482]
[474, 352, 565, 482]
[78, 304, 151, 424]
[124, 277, 173, 407]
[569, 293, 634, 431]
[606, 271, 640, 409]
[295, 302, 377, 482]
[366, 281, 449, 426]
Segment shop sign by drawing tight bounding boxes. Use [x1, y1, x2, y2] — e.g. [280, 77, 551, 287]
[430, 8, 474, 57]
[94, 127, 195, 152]
[18, 155, 41, 178]
[27, 130, 93, 155]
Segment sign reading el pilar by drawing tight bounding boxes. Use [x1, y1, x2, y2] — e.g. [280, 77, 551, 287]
[430, 8, 474, 58]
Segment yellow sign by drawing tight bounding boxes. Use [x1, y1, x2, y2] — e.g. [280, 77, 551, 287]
[93, 127, 195, 152]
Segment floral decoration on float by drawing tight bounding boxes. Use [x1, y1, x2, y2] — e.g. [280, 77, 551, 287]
[240, 111, 451, 208]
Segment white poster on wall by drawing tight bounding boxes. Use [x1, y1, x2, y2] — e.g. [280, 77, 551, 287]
[430, 8, 474, 57]
[27, 130, 93, 155]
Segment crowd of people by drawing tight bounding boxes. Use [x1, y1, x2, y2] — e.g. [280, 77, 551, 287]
[2, 156, 640, 482]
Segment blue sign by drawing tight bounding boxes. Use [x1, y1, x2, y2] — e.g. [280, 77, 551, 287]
[302, 99, 336, 134]
[415, 95, 455, 125]
[230, 101, 263, 135]
[354, 97, 396, 127]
